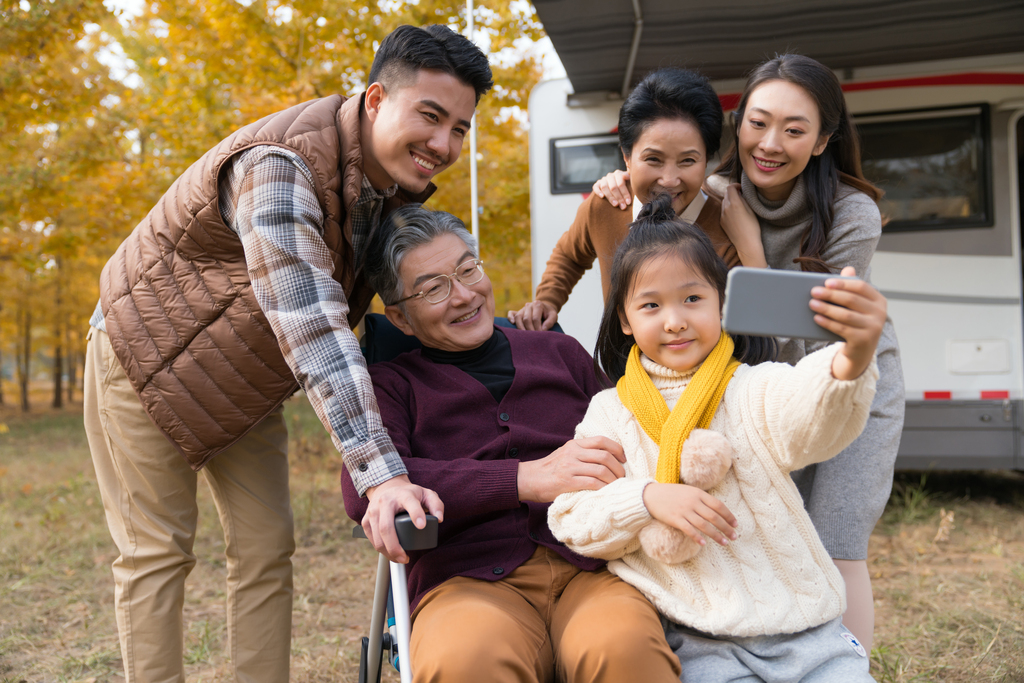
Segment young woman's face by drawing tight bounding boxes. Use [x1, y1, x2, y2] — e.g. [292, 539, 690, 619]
[624, 118, 708, 215]
[619, 253, 722, 374]
[737, 79, 830, 202]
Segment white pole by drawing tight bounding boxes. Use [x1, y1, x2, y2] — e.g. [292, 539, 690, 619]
[467, 0, 479, 241]
[390, 561, 414, 683]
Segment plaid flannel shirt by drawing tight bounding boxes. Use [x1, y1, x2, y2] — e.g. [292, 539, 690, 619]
[92, 145, 406, 495]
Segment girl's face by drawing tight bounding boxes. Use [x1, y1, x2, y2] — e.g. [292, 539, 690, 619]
[737, 79, 831, 202]
[619, 253, 722, 374]
[624, 118, 708, 215]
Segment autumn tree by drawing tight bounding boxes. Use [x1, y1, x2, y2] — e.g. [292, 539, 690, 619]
[1, 0, 126, 409]
[3, 0, 547, 408]
[105, 0, 544, 307]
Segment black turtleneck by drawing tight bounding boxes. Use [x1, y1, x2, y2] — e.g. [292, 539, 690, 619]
[421, 329, 515, 403]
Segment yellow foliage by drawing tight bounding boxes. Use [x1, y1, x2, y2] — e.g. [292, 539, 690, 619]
[1, 0, 547, 409]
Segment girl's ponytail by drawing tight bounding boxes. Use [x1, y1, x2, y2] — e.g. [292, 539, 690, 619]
[635, 192, 677, 224]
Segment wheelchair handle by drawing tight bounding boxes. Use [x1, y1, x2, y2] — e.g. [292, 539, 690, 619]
[353, 513, 439, 551]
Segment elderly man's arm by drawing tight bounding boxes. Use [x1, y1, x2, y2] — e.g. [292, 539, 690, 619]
[223, 147, 440, 562]
[343, 361, 626, 518]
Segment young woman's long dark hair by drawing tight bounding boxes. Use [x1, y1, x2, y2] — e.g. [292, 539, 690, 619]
[715, 54, 882, 273]
[594, 194, 776, 381]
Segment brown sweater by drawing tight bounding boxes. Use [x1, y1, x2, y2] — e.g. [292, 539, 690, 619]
[534, 188, 739, 310]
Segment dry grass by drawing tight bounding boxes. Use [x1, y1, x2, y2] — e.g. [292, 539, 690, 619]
[2, 396, 1022, 682]
[870, 472, 1024, 682]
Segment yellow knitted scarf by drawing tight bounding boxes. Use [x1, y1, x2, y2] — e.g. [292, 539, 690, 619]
[616, 331, 741, 484]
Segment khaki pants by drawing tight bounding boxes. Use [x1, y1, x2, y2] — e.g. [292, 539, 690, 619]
[410, 546, 681, 683]
[84, 328, 294, 683]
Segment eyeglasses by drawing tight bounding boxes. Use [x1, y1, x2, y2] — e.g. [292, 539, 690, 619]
[393, 258, 486, 305]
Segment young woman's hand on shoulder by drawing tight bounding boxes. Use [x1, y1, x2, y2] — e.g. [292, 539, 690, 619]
[720, 183, 768, 268]
[810, 266, 887, 380]
[591, 169, 633, 210]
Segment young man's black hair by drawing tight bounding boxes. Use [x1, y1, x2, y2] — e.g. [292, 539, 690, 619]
[367, 24, 493, 102]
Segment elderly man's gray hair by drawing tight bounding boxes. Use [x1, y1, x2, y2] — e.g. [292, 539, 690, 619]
[365, 204, 479, 306]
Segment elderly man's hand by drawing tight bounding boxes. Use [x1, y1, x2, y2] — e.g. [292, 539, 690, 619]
[517, 436, 627, 503]
[362, 475, 444, 564]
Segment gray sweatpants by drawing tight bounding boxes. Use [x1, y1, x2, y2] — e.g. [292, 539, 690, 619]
[663, 616, 874, 683]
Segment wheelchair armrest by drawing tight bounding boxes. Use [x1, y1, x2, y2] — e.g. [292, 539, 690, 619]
[352, 512, 439, 551]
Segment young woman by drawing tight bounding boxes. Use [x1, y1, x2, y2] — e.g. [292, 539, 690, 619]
[549, 195, 885, 681]
[508, 67, 738, 331]
[594, 53, 903, 650]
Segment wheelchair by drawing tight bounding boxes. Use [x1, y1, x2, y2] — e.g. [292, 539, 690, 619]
[353, 313, 563, 682]
[353, 513, 438, 683]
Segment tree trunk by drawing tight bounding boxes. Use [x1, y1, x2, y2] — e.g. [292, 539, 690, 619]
[0, 300, 4, 407]
[52, 274, 63, 408]
[66, 327, 76, 405]
[52, 344, 63, 409]
[19, 305, 31, 413]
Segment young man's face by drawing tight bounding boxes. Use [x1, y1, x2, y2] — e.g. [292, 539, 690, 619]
[363, 69, 477, 194]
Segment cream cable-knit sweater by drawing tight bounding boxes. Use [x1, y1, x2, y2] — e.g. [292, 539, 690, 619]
[548, 345, 877, 637]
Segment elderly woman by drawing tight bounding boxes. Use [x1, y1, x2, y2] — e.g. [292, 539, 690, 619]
[341, 205, 682, 683]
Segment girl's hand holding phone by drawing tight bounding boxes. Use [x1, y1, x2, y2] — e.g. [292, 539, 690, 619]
[810, 266, 887, 381]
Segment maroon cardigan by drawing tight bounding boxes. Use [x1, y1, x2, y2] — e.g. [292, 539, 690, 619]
[342, 326, 608, 610]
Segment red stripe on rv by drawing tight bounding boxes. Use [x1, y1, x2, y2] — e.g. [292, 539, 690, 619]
[842, 72, 1024, 92]
[719, 93, 741, 111]
[981, 390, 1010, 400]
[718, 72, 1024, 111]
[924, 391, 952, 400]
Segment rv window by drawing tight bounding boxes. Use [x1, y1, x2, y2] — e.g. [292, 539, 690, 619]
[857, 105, 992, 232]
[550, 134, 627, 194]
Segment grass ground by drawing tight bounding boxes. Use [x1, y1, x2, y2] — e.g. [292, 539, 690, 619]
[1, 396, 1022, 682]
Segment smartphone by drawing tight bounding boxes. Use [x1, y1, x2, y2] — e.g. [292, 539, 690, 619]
[722, 267, 852, 342]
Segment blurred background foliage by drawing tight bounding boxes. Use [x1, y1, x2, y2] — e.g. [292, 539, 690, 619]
[0, 0, 545, 411]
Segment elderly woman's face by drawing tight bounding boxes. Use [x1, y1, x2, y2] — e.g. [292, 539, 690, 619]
[386, 232, 496, 352]
[624, 117, 707, 214]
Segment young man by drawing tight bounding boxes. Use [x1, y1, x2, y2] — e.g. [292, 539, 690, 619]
[84, 24, 491, 683]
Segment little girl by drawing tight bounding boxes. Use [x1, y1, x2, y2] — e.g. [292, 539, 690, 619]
[548, 194, 885, 681]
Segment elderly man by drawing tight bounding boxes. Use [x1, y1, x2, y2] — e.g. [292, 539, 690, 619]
[342, 205, 681, 683]
[85, 25, 490, 683]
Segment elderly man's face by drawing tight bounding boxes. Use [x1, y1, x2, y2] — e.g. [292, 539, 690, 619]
[385, 232, 496, 352]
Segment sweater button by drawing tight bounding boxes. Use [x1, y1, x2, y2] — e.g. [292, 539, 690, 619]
[509, 447, 519, 457]
[492, 567, 504, 575]
[499, 412, 510, 422]
[529, 531, 538, 540]
[357, 463, 368, 472]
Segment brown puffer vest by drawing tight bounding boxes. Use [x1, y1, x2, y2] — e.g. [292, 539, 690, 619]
[100, 94, 433, 470]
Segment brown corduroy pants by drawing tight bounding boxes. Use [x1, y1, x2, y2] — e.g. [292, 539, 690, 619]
[409, 546, 681, 683]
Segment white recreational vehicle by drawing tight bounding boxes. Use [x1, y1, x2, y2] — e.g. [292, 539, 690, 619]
[527, 0, 1024, 470]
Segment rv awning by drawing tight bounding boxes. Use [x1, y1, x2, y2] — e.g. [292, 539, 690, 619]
[531, 0, 1024, 94]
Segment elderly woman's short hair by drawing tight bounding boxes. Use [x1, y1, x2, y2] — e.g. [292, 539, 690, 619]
[365, 204, 479, 306]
